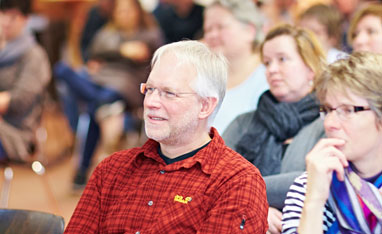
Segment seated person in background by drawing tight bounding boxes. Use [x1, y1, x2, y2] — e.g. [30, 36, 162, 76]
[347, 3, 382, 54]
[54, 0, 163, 189]
[80, 0, 116, 62]
[64, 40, 269, 234]
[331, 0, 362, 53]
[203, 0, 269, 134]
[0, 0, 51, 162]
[153, 0, 204, 43]
[298, 3, 347, 63]
[282, 52, 382, 234]
[223, 24, 327, 234]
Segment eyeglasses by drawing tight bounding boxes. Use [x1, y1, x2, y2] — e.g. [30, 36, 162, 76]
[140, 83, 196, 100]
[319, 105, 372, 120]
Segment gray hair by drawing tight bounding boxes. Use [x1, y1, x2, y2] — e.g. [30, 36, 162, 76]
[208, 0, 264, 50]
[151, 40, 228, 127]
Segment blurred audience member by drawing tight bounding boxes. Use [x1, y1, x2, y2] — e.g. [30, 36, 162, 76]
[348, 3, 382, 53]
[333, 0, 361, 20]
[80, 0, 116, 62]
[0, 0, 51, 162]
[54, 0, 163, 189]
[153, 0, 204, 43]
[332, 0, 362, 52]
[298, 3, 347, 63]
[203, 0, 268, 133]
[223, 24, 326, 234]
[267, 0, 298, 26]
[282, 52, 382, 234]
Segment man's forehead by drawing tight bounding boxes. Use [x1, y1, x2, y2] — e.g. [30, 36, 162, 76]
[148, 53, 197, 84]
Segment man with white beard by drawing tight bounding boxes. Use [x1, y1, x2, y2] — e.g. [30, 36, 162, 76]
[65, 40, 268, 234]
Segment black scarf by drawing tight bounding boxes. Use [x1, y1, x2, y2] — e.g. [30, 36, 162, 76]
[236, 90, 319, 176]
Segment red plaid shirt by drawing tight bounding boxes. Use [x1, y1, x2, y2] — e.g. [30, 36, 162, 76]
[64, 128, 268, 234]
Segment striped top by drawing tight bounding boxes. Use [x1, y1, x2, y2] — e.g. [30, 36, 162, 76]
[281, 172, 336, 234]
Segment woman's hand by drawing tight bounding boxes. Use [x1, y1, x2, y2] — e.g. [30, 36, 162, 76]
[297, 138, 348, 234]
[304, 138, 348, 206]
[267, 207, 282, 234]
[120, 41, 150, 62]
[86, 60, 102, 75]
[0, 91, 11, 115]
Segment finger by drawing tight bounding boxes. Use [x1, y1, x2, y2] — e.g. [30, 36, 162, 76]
[276, 220, 282, 232]
[306, 138, 346, 163]
[268, 224, 281, 234]
[325, 157, 345, 181]
[274, 209, 282, 219]
[322, 146, 348, 167]
[315, 138, 346, 150]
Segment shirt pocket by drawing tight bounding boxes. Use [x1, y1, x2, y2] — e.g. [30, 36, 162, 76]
[152, 192, 210, 233]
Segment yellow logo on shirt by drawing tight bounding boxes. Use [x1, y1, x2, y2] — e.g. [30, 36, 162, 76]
[174, 195, 192, 204]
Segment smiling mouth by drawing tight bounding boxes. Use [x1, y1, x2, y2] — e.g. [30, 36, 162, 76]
[147, 114, 167, 121]
[150, 117, 165, 121]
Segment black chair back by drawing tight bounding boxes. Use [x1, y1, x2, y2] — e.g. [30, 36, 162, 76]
[0, 209, 64, 234]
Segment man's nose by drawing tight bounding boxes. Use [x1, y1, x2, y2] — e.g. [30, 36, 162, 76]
[144, 89, 162, 108]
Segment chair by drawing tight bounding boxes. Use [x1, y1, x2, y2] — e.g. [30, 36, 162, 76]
[0, 209, 64, 234]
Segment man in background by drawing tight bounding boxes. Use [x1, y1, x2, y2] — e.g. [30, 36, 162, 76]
[0, 0, 50, 162]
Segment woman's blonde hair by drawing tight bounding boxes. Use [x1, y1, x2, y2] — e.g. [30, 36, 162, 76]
[348, 4, 382, 46]
[260, 24, 327, 80]
[315, 52, 382, 120]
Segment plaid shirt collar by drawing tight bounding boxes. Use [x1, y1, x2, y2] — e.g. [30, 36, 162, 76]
[136, 127, 224, 175]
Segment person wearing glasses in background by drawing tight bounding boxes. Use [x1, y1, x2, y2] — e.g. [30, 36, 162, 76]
[282, 52, 382, 234]
[64, 40, 268, 234]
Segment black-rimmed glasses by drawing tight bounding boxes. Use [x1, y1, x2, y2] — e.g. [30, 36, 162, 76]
[319, 105, 372, 120]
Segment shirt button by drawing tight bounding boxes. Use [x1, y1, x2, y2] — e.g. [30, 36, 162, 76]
[148, 200, 153, 206]
[135, 231, 140, 234]
[160, 170, 165, 174]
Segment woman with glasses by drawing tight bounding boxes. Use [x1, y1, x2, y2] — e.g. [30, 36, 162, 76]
[282, 52, 382, 234]
[223, 24, 326, 234]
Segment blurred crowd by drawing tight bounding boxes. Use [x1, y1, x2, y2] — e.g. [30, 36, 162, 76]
[1, 0, 382, 233]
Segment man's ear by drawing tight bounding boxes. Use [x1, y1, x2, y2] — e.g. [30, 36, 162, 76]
[199, 97, 218, 120]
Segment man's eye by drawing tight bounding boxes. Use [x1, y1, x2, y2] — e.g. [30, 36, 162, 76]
[165, 91, 176, 98]
[146, 87, 155, 93]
